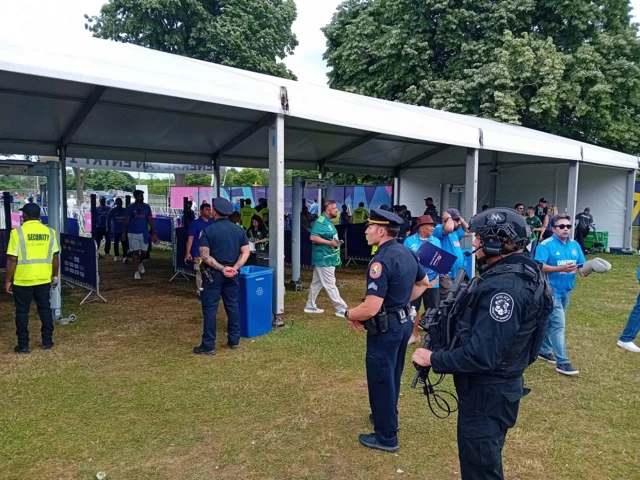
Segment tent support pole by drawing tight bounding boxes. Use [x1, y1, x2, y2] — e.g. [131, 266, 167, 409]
[440, 184, 450, 214]
[624, 168, 636, 250]
[59, 147, 68, 233]
[213, 157, 221, 198]
[291, 176, 303, 286]
[489, 151, 498, 207]
[465, 148, 479, 277]
[317, 163, 325, 213]
[567, 161, 580, 238]
[268, 113, 285, 318]
[393, 174, 400, 205]
[47, 160, 62, 320]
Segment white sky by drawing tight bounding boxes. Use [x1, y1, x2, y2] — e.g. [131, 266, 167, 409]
[5, 0, 636, 86]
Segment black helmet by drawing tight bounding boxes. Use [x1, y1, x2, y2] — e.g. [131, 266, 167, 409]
[469, 208, 530, 257]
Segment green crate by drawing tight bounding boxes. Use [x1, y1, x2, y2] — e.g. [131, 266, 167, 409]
[583, 231, 608, 250]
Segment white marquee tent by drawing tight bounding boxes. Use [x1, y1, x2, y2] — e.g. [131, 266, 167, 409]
[0, 31, 637, 317]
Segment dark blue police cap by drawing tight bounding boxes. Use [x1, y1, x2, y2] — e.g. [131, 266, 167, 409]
[212, 197, 234, 216]
[368, 208, 404, 227]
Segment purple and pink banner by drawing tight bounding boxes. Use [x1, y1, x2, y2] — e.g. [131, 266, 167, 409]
[170, 186, 393, 213]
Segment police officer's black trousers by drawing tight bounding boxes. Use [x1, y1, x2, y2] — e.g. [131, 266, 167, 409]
[366, 318, 412, 447]
[13, 283, 53, 348]
[200, 270, 241, 350]
[455, 378, 528, 480]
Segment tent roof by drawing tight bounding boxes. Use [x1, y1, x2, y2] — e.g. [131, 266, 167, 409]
[0, 31, 637, 173]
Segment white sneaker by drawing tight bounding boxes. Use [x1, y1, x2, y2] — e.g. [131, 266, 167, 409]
[113, 256, 118, 262]
[335, 310, 346, 318]
[617, 340, 640, 353]
[139, 264, 145, 274]
[408, 334, 421, 345]
[304, 307, 324, 314]
[134, 271, 141, 280]
[123, 257, 128, 264]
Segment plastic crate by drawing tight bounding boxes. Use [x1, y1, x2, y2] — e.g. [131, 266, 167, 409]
[238, 266, 273, 338]
[583, 231, 608, 251]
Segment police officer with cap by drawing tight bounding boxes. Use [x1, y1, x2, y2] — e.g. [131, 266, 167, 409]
[412, 208, 553, 479]
[4, 202, 60, 353]
[346, 208, 433, 452]
[193, 197, 250, 355]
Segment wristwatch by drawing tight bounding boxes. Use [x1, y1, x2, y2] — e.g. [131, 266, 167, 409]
[345, 309, 350, 320]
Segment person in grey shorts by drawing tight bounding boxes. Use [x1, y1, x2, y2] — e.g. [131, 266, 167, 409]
[124, 190, 155, 280]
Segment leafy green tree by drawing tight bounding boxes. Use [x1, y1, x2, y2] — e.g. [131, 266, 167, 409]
[226, 168, 268, 186]
[67, 169, 136, 194]
[323, 0, 640, 153]
[186, 174, 213, 186]
[85, 0, 298, 79]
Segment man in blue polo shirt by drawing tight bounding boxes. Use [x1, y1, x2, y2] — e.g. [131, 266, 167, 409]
[124, 190, 155, 280]
[535, 213, 588, 376]
[185, 203, 214, 297]
[433, 208, 470, 300]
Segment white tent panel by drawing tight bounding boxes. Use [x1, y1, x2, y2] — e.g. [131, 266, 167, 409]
[576, 165, 628, 249]
[495, 164, 569, 209]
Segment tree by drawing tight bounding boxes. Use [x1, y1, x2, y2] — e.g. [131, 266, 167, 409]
[71, 167, 91, 200]
[186, 174, 213, 186]
[85, 0, 298, 79]
[227, 168, 269, 186]
[67, 169, 137, 194]
[323, 0, 640, 154]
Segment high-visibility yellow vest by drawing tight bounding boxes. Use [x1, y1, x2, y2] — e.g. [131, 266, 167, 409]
[239, 206, 259, 230]
[353, 207, 369, 224]
[7, 220, 59, 286]
[260, 207, 269, 226]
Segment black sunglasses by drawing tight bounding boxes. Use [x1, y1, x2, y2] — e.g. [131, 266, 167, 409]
[555, 224, 571, 229]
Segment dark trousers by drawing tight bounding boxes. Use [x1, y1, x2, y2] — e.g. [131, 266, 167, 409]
[575, 227, 589, 253]
[455, 377, 528, 480]
[200, 270, 241, 350]
[13, 283, 54, 348]
[112, 232, 128, 257]
[95, 227, 111, 254]
[366, 318, 412, 447]
[411, 286, 439, 312]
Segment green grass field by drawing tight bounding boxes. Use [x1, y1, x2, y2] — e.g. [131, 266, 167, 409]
[1, 251, 639, 479]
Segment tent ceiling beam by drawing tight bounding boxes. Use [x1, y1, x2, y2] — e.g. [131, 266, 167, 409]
[395, 145, 450, 173]
[212, 113, 274, 159]
[322, 133, 380, 164]
[58, 86, 107, 147]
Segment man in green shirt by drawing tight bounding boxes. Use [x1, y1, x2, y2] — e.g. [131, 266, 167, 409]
[525, 206, 544, 255]
[304, 200, 348, 317]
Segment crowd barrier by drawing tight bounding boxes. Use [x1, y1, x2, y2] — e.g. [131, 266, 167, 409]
[0, 229, 8, 269]
[60, 233, 107, 305]
[170, 227, 196, 282]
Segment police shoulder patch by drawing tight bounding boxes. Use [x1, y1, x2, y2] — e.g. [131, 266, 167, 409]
[490, 293, 514, 322]
[369, 262, 383, 279]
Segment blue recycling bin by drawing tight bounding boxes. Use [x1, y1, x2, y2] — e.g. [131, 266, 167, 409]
[238, 266, 273, 338]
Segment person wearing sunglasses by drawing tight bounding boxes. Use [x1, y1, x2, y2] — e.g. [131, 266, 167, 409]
[534, 214, 589, 376]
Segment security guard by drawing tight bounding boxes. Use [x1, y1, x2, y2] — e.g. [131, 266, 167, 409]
[412, 208, 553, 479]
[352, 202, 369, 224]
[193, 198, 250, 355]
[346, 209, 432, 452]
[239, 198, 259, 230]
[4, 203, 60, 353]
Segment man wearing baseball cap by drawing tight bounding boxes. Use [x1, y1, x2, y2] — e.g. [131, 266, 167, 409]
[535, 198, 548, 223]
[433, 208, 471, 299]
[574, 207, 595, 254]
[4, 203, 60, 353]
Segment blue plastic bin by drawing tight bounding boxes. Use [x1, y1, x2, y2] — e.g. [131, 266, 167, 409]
[238, 266, 273, 338]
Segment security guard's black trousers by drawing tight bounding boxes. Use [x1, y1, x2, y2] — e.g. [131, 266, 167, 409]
[13, 283, 54, 348]
[455, 377, 528, 480]
[366, 318, 412, 447]
[200, 270, 240, 350]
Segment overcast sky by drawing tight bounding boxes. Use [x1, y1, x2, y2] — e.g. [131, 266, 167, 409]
[3, 0, 638, 87]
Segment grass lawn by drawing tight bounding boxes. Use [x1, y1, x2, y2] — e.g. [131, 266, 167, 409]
[1, 250, 639, 480]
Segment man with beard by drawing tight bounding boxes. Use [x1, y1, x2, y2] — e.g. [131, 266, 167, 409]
[434, 209, 471, 299]
[304, 200, 348, 317]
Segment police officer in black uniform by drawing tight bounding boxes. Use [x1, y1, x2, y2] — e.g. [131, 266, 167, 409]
[412, 208, 553, 479]
[345, 209, 433, 452]
[193, 198, 250, 355]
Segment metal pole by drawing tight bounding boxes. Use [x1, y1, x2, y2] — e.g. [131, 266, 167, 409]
[440, 183, 450, 214]
[465, 148, 479, 275]
[489, 151, 498, 207]
[393, 175, 400, 206]
[213, 157, 221, 198]
[291, 176, 302, 285]
[268, 114, 285, 317]
[47, 161, 62, 320]
[317, 164, 324, 213]
[567, 161, 580, 238]
[59, 147, 68, 233]
[624, 169, 636, 250]
[324, 179, 333, 202]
